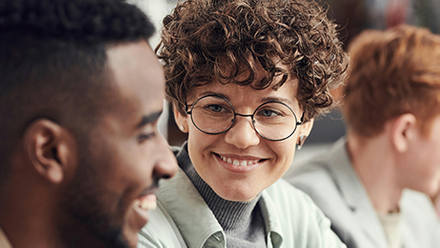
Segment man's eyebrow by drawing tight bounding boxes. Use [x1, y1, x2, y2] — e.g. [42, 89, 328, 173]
[136, 111, 163, 128]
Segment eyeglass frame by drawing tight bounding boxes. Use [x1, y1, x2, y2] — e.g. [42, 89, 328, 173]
[184, 94, 304, 141]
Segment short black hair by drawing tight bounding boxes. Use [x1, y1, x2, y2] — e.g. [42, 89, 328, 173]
[0, 0, 155, 185]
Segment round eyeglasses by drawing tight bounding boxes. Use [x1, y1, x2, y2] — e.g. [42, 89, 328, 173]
[185, 95, 304, 141]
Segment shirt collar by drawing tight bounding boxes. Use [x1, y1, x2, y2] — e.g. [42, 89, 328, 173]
[158, 169, 287, 248]
[162, 144, 286, 248]
[260, 190, 284, 247]
[157, 168, 225, 247]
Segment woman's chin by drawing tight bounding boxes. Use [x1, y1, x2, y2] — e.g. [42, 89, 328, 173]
[214, 187, 260, 202]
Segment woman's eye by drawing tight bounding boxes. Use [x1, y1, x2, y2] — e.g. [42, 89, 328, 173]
[260, 109, 279, 117]
[137, 133, 155, 144]
[208, 104, 224, 112]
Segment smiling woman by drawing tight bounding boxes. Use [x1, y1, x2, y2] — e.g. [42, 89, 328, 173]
[138, 0, 349, 247]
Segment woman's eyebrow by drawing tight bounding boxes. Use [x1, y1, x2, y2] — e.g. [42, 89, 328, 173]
[261, 96, 294, 105]
[197, 92, 294, 105]
[198, 91, 229, 100]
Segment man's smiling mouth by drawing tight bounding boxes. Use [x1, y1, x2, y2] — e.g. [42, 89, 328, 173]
[134, 194, 157, 211]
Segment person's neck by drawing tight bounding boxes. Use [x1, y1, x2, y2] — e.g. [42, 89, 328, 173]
[0, 185, 63, 248]
[347, 132, 403, 215]
[183, 162, 261, 231]
[2, 155, 108, 248]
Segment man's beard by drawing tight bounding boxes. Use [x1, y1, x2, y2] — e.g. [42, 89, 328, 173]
[56, 147, 131, 248]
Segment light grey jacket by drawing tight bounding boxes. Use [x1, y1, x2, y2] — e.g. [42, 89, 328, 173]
[286, 138, 440, 248]
[138, 144, 346, 248]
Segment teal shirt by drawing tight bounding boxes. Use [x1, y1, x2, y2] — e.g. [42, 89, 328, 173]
[138, 167, 346, 248]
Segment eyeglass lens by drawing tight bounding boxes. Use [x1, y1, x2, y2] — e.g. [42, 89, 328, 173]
[189, 95, 298, 141]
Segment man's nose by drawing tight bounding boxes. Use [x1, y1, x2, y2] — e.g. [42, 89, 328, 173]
[153, 134, 178, 180]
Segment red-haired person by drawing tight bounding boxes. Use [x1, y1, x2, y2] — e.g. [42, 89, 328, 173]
[287, 25, 440, 248]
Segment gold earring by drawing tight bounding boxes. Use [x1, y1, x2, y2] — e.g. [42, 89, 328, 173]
[297, 135, 307, 150]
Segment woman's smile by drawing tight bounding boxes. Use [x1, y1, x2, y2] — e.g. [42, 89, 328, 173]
[213, 152, 268, 173]
[176, 78, 309, 202]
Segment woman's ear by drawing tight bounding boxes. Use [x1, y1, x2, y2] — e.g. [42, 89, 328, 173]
[390, 113, 417, 153]
[173, 106, 189, 133]
[298, 118, 314, 137]
[23, 119, 78, 184]
[296, 118, 314, 150]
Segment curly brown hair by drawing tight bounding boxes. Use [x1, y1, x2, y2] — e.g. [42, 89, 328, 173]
[157, 0, 348, 122]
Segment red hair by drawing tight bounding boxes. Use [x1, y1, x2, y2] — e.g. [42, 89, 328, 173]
[343, 25, 440, 137]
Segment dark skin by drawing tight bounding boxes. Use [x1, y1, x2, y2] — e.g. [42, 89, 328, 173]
[1, 119, 80, 248]
[0, 41, 178, 248]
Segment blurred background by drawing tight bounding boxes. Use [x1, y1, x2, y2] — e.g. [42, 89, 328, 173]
[128, 0, 440, 166]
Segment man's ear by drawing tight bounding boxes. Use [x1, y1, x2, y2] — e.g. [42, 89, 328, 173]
[23, 119, 77, 184]
[173, 106, 189, 133]
[390, 113, 417, 153]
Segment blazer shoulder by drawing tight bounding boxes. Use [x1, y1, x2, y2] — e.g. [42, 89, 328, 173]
[286, 160, 340, 200]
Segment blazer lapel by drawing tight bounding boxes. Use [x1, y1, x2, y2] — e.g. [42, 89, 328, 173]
[327, 139, 388, 248]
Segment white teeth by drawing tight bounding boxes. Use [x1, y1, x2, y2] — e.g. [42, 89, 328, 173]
[219, 155, 259, 167]
[135, 196, 157, 211]
[139, 198, 156, 211]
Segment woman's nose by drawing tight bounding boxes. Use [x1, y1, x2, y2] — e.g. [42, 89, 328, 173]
[224, 116, 260, 149]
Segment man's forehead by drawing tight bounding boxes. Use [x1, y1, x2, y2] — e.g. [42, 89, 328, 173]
[103, 41, 165, 131]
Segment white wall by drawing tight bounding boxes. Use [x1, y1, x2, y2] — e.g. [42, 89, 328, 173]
[128, 0, 178, 139]
[128, 0, 177, 48]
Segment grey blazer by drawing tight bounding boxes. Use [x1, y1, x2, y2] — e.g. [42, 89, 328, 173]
[285, 138, 440, 248]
